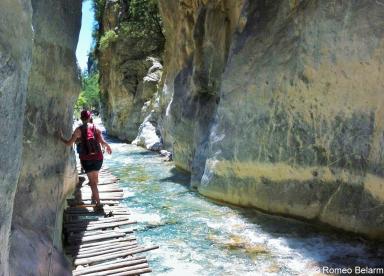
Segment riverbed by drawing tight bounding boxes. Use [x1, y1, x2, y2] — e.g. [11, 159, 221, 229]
[101, 138, 383, 276]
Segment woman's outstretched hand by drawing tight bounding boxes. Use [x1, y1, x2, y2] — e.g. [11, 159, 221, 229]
[105, 144, 112, 154]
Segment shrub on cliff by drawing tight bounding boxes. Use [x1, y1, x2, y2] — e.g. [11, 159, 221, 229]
[99, 30, 118, 50]
[121, 0, 163, 41]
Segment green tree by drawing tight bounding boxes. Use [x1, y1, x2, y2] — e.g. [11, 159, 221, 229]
[74, 72, 101, 114]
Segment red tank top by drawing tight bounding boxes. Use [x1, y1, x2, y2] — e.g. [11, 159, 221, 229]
[79, 124, 103, 161]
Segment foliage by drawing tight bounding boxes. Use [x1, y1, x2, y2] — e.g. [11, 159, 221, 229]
[92, 0, 164, 53]
[99, 30, 119, 50]
[120, 0, 164, 41]
[74, 72, 100, 114]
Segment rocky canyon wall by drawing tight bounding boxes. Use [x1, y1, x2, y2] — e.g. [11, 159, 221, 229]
[158, 0, 384, 239]
[0, 0, 81, 275]
[9, 1, 81, 275]
[98, 0, 165, 145]
[0, 1, 32, 274]
[97, 0, 384, 239]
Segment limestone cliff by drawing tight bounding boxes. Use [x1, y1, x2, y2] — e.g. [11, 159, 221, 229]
[97, 0, 165, 143]
[157, 0, 384, 239]
[0, 1, 32, 274]
[0, 0, 81, 275]
[96, 0, 384, 239]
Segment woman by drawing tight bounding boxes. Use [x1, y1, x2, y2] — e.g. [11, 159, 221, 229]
[60, 110, 112, 210]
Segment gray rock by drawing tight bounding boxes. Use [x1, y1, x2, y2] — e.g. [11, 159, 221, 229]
[98, 2, 164, 141]
[158, 0, 384, 239]
[0, 1, 32, 274]
[6, 0, 81, 275]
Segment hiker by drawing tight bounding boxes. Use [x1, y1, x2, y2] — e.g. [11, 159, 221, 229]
[60, 110, 112, 210]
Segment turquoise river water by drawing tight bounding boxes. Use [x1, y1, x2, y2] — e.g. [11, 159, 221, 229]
[101, 137, 383, 276]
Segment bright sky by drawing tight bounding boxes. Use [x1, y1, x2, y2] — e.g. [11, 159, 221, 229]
[76, 0, 95, 72]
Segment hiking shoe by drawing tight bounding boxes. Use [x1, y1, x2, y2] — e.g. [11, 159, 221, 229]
[95, 204, 104, 213]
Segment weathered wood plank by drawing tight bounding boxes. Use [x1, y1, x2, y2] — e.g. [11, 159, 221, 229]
[71, 241, 138, 255]
[65, 237, 136, 251]
[72, 258, 147, 276]
[75, 244, 139, 259]
[108, 268, 152, 276]
[74, 246, 159, 266]
[79, 263, 149, 276]
[64, 216, 131, 228]
[66, 240, 137, 255]
[67, 232, 126, 245]
[66, 220, 137, 232]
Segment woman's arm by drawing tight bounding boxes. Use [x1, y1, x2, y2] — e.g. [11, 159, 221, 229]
[60, 128, 80, 146]
[96, 129, 112, 154]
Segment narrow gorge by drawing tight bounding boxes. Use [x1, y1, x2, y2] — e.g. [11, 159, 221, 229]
[98, 0, 384, 239]
[0, 0, 384, 275]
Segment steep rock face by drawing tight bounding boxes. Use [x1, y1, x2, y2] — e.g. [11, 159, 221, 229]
[158, 0, 243, 176]
[98, 0, 164, 142]
[159, 0, 384, 238]
[132, 57, 164, 151]
[0, 1, 32, 274]
[9, 0, 81, 275]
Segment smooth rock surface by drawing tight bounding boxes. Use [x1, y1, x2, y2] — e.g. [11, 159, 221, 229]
[158, 0, 384, 238]
[198, 0, 384, 239]
[8, 0, 81, 275]
[98, 0, 164, 142]
[0, 1, 32, 274]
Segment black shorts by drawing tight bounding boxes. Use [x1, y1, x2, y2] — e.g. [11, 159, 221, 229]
[80, 159, 103, 173]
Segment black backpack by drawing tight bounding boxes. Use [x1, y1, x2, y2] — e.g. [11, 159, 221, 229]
[78, 124, 101, 155]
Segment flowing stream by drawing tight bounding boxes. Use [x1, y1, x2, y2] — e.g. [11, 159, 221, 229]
[101, 135, 383, 276]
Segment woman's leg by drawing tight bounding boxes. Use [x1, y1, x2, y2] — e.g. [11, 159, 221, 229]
[87, 171, 100, 205]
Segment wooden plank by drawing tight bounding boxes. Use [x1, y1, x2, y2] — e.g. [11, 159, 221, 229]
[79, 256, 146, 267]
[108, 268, 152, 276]
[65, 206, 128, 214]
[79, 263, 149, 276]
[97, 181, 118, 185]
[77, 194, 124, 199]
[65, 208, 129, 215]
[67, 240, 137, 255]
[65, 237, 136, 251]
[80, 188, 123, 193]
[66, 220, 137, 232]
[73, 258, 147, 276]
[79, 191, 124, 196]
[67, 232, 126, 245]
[74, 246, 159, 266]
[64, 216, 131, 228]
[67, 199, 120, 206]
[75, 244, 139, 259]
[72, 241, 138, 255]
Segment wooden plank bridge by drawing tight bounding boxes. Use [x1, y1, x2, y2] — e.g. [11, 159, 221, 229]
[63, 165, 158, 276]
